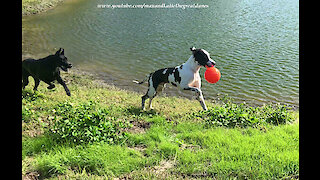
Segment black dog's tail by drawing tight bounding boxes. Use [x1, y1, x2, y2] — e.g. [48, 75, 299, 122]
[133, 74, 151, 85]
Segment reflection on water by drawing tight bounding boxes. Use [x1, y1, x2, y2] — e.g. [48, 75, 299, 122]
[22, 0, 299, 108]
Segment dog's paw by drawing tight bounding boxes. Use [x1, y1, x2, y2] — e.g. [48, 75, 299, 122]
[66, 92, 71, 96]
[47, 84, 55, 89]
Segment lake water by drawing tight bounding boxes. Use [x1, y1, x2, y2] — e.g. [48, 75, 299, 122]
[22, 0, 299, 108]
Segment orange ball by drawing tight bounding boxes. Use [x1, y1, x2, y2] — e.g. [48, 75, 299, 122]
[204, 66, 221, 84]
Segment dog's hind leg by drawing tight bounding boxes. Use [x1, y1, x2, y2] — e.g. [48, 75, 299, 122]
[141, 94, 148, 110]
[142, 84, 158, 110]
[22, 75, 29, 89]
[148, 97, 154, 110]
[33, 77, 40, 91]
[148, 83, 165, 109]
[22, 68, 30, 89]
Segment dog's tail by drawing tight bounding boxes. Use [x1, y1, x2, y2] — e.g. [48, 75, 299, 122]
[133, 74, 151, 85]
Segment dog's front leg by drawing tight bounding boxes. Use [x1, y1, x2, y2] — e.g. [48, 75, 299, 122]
[57, 76, 71, 96]
[198, 93, 208, 111]
[182, 86, 208, 111]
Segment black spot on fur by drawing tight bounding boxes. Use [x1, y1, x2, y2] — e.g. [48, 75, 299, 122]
[174, 68, 181, 83]
[171, 82, 177, 87]
[151, 68, 173, 90]
[149, 67, 181, 91]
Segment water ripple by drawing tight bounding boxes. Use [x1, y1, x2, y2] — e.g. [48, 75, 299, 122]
[22, 0, 299, 108]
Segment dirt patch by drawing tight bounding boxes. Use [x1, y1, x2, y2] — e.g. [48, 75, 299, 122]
[115, 160, 176, 180]
[23, 171, 40, 180]
[127, 120, 151, 134]
[128, 144, 147, 155]
[152, 160, 175, 175]
[282, 175, 299, 179]
[179, 143, 201, 152]
[178, 172, 217, 179]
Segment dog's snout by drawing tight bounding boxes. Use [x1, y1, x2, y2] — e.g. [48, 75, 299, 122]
[206, 60, 215, 67]
[210, 59, 216, 66]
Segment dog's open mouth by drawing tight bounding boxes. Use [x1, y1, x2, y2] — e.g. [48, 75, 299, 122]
[205, 60, 215, 67]
[205, 62, 214, 67]
[61, 64, 72, 72]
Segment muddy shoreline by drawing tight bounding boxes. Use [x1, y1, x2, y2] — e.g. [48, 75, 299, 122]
[66, 67, 299, 111]
[22, 0, 64, 16]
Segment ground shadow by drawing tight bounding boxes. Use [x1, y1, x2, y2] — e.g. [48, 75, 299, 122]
[125, 106, 159, 117]
[22, 89, 44, 101]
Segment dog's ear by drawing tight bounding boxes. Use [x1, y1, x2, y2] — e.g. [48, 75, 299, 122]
[55, 48, 62, 55]
[61, 48, 64, 55]
[190, 47, 197, 54]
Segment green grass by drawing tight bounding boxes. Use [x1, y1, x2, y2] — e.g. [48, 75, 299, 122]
[34, 143, 152, 177]
[22, 70, 299, 179]
[174, 125, 298, 179]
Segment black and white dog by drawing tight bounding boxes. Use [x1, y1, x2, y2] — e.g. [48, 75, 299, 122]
[22, 48, 72, 96]
[134, 47, 216, 111]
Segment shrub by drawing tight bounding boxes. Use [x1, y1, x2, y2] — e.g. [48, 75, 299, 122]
[263, 104, 293, 125]
[48, 101, 132, 144]
[193, 102, 293, 128]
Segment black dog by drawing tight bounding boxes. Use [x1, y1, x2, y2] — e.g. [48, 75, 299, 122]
[22, 48, 72, 96]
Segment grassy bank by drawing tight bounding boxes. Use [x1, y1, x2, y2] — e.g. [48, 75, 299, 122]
[22, 70, 299, 179]
[22, 0, 64, 16]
